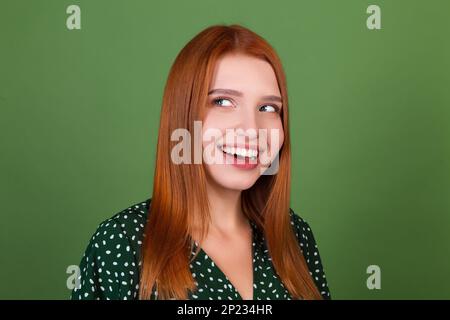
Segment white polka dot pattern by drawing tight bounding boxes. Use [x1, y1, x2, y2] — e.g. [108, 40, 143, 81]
[71, 199, 331, 300]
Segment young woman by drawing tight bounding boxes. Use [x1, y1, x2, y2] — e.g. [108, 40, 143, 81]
[72, 24, 331, 300]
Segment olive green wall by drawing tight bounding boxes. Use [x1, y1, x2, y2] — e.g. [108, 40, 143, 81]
[1, 0, 449, 299]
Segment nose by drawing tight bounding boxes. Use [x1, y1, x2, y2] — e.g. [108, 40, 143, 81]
[234, 105, 259, 144]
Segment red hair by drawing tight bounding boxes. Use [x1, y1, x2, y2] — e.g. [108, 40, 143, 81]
[139, 24, 322, 300]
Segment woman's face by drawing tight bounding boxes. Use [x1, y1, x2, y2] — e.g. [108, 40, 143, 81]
[202, 53, 285, 191]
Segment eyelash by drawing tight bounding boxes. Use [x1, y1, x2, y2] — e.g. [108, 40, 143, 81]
[211, 97, 281, 113]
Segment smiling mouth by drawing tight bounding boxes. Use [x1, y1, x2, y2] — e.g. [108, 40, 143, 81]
[217, 144, 258, 161]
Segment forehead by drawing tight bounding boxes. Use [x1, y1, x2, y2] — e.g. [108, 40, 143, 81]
[209, 53, 280, 96]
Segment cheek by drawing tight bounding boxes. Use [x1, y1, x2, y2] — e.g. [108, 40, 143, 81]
[277, 128, 285, 151]
[202, 113, 223, 148]
[264, 118, 284, 152]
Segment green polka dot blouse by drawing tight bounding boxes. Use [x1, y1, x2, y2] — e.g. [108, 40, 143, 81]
[71, 199, 331, 300]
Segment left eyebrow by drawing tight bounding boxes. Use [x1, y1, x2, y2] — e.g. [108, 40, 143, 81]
[208, 88, 282, 103]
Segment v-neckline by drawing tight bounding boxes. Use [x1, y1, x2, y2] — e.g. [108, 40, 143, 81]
[192, 221, 258, 300]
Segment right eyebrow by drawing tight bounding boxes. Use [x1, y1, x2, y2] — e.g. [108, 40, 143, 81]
[208, 88, 243, 97]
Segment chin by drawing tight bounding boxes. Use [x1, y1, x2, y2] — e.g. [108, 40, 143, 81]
[219, 179, 258, 191]
[205, 166, 261, 191]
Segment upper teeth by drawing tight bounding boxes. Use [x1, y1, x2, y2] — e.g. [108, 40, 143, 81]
[219, 145, 258, 159]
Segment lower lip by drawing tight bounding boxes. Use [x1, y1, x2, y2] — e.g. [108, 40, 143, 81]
[220, 149, 258, 170]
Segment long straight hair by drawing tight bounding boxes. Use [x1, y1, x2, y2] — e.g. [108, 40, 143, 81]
[139, 24, 322, 300]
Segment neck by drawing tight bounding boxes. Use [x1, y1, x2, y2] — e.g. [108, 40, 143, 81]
[204, 176, 248, 233]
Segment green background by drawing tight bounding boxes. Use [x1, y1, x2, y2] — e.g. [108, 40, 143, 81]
[1, 0, 449, 299]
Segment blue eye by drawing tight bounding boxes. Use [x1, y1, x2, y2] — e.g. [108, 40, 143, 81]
[259, 105, 279, 113]
[212, 98, 234, 107]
